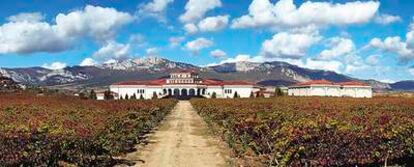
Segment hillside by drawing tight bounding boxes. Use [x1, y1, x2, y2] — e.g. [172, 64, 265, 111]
[0, 57, 412, 91]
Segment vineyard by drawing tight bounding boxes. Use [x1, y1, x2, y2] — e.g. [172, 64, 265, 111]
[191, 97, 414, 166]
[0, 93, 177, 166]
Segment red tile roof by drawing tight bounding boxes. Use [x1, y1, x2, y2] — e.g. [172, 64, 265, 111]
[292, 80, 370, 87]
[171, 69, 198, 74]
[112, 79, 166, 86]
[336, 81, 370, 86]
[293, 79, 333, 86]
[112, 78, 254, 86]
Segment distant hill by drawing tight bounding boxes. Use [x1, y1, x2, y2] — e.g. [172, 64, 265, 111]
[0, 57, 412, 91]
[391, 81, 414, 91]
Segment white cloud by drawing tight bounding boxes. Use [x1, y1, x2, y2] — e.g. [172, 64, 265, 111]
[407, 22, 414, 49]
[42, 62, 67, 70]
[80, 58, 98, 66]
[146, 47, 158, 55]
[184, 23, 198, 34]
[302, 58, 343, 73]
[92, 41, 130, 60]
[0, 21, 71, 54]
[7, 12, 44, 22]
[261, 31, 321, 59]
[366, 54, 380, 65]
[129, 34, 146, 47]
[169, 36, 185, 48]
[198, 15, 229, 32]
[409, 67, 414, 77]
[231, 0, 379, 29]
[0, 5, 133, 54]
[55, 5, 133, 41]
[210, 49, 227, 58]
[137, 0, 174, 22]
[184, 15, 229, 33]
[368, 37, 414, 61]
[185, 38, 213, 53]
[179, 0, 222, 23]
[317, 37, 354, 60]
[374, 14, 401, 25]
[343, 54, 369, 73]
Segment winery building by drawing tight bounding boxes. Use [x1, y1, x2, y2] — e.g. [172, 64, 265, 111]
[288, 80, 372, 98]
[110, 71, 255, 100]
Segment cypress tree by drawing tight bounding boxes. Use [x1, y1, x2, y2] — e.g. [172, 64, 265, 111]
[152, 92, 158, 99]
[89, 89, 97, 100]
[211, 92, 217, 99]
[233, 91, 239, 98]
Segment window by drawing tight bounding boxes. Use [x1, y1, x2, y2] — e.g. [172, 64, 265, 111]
[137, 89, 145, 94]
[225, 89, 232, 94]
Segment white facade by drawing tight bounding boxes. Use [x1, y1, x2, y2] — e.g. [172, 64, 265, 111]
[110, 71, 255, 100]
[288, 80, 372, 98]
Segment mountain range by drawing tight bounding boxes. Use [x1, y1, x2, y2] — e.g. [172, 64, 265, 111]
[0, 57, 412, 91]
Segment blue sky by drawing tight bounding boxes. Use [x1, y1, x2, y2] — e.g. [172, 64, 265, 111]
[0, 0, 413, 82]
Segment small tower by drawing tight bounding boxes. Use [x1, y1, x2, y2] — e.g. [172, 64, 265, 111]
[166, 70, 202, 84]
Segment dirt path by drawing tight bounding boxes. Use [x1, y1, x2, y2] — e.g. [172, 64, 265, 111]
[117, 101, 231, 167]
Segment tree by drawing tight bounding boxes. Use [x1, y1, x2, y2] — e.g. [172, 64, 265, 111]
[104, 90, 114, 100]
[79, 92, 88, 100]
[89, 89, 97, 100]
[275, 87, 284, 97]
[125, 94, 129, 100]
[250, 91, 255, 98]
[139, 94, 144, 100]
[256, 91, 264, 98]
[211, 92, 217, 99]
[152, 92, 158, 99]
[233, 91, 240, 98]
[130, 93, 137, 100]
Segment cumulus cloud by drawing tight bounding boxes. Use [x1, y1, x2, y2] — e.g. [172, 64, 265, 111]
[261, 31, 321, 59]
[302, 58, 343, 73]
[80, 58, 98, 66]
[374, 14, 402, 25]
[368, 37, 414, 62]
[184, 23, 198, 34]
[92, 41, 130, 60]
[169, 36, 185, 48]
[198, 15, 229, 32]
[0, 21, 72, 54]
[317, 37, 354, 60]
[55, 5, 133, 41]
[137, 0, 174, 22]
[210, 49, 227, 58]
[42, 62, 67, 70]
[185, 38, 213, 53]
[7, 12, 44, 22]
[0, 5, 133, 54]
[183, 15, 229, 33]
[179, 0, 222, 23]
[231, 0, 379, 29]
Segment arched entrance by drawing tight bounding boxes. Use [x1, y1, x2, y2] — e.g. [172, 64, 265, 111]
[181, 89, 188, 99]
[173, 89, 180, 98]
[189, 89, 196, 97]
[166, 88, 205, 100]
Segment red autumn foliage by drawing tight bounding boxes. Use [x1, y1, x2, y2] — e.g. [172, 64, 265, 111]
[0, 93, 177, 166]
[191, 97, 414, 166]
